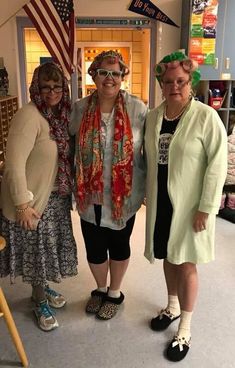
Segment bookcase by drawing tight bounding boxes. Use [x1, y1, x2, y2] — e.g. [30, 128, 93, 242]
[0, 96, 18, 173]
[195, 80, 235, 223]
[181, 0, 235, 222]
[195, 80, 235, 134]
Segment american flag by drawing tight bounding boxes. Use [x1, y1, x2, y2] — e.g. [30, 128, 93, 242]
[23, 0, 76, 80]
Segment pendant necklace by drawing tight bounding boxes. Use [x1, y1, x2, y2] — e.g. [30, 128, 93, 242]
[102, 108, 114, 125]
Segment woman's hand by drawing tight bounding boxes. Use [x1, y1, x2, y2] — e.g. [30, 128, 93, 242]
[16, 207, 41, 230]
[193, 211, 209, 232]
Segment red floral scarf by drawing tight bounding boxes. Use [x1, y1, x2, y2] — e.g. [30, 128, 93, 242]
[30, 63, 73, 196]
[76, 90, 133, 222]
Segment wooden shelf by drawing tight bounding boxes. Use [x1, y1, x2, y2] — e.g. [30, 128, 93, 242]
[0, 96, 18, 163]
[195, 80, 235, 133]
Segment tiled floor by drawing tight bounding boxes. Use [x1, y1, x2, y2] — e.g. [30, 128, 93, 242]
[0, 206, 234, 368]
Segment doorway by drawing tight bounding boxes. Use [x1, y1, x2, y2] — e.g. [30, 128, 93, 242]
[75, 18, 156, 106]
[77, 43, 132, 98]
[17, 17, 156, 107]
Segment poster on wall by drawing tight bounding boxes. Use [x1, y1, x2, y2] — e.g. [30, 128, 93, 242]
[189, 0, 219, 65]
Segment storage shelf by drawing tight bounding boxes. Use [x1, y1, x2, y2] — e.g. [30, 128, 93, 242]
[0, 96, 18, 165]
[195, 80, 235, 134]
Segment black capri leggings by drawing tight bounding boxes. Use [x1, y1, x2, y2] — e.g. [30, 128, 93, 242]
[80, 214, 135, 264]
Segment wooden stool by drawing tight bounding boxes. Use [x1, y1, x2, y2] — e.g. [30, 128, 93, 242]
[0, 236, 29, 367]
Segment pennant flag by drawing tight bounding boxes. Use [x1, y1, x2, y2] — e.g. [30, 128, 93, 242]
[128, 0, 179, 28]
[23, 0, 76, 80]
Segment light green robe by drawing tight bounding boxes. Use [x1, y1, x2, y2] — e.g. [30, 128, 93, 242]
[144, 98, 227, 264]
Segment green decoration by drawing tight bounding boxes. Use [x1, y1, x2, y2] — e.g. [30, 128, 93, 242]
[155, 51, 201, 87]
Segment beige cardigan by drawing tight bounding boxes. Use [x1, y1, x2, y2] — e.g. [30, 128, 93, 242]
[1, 102, 58, 221]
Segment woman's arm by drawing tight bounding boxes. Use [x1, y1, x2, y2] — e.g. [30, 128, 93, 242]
[199, 108, 228, 214]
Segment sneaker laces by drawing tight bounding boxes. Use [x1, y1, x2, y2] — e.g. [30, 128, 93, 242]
[172, 335, 191, 352]
[45, 286, 61, 298]
[38, 302, 55, 319]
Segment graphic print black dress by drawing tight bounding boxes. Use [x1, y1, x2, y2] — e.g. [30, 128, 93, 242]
[153, 117, 179, 259]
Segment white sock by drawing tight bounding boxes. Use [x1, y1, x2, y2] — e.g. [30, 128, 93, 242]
[97, 287, 107, 293]
[167, 295, 180, 317]
[108, 289, 121, 298]
[177, 310, 193, 341]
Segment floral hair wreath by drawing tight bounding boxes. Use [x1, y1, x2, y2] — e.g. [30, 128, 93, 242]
[88, 50, 130, 78]
[155, 51, 201, 87]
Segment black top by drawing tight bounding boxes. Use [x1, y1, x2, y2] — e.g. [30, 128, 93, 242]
[153, 117, 179, 259]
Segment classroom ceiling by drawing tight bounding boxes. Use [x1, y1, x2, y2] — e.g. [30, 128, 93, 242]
[0, 0, 177, 28]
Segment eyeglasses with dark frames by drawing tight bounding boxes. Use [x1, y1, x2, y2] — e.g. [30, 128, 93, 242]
[40, 85, 63, 93]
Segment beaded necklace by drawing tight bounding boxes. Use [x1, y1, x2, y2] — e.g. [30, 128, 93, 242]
[164, 100, 190, 122]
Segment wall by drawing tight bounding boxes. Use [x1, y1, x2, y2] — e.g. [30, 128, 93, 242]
[155, 1, 183, 105]
[0, 0, 182, 105]
[0, 18, 21, 101]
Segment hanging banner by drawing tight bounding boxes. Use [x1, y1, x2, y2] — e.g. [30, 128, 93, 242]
[128, 0, 179, 27]
[189, 0, 219, 65]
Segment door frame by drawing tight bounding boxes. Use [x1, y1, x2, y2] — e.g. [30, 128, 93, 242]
[17, 16, 157, 107]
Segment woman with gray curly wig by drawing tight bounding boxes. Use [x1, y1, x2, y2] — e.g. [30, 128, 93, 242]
[70, 50, 147, 321]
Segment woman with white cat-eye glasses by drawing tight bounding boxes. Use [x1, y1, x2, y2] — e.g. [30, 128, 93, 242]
[70, 50, 148, 321]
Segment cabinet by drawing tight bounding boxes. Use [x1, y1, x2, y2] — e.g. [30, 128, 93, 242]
[200, 0, 235, 80]
[181, 0, 235, 80]
[217, 1, 235, 79]
[0, 96, 18, 172]
[180, 0, 235, 133]
[181, 1, 235, 221]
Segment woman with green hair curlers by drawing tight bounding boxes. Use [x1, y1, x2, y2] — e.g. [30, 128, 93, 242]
[144, 51, 227, 361]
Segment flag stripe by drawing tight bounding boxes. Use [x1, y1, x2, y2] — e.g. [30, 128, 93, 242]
[29, 0, 71, 70]
[41, 0, 70, 50]
[23, 0, 75, 79]
[24, 2, 71, 75]
[31, 0, 68, 63]
[69, 14, 75, 61]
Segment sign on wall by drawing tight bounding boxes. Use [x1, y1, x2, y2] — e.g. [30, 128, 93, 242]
[76, 18, 150, 26]
[189, 0, 219, 65]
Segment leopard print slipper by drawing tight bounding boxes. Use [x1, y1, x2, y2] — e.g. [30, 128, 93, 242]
[96, 292, 125, 320]
[85, 289, 107, 314]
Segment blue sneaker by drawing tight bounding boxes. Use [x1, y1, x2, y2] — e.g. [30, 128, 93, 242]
[44, 285, 66, 309]
[34, 301, 58, 331]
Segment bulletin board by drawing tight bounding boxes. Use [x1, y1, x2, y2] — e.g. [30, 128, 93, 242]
[189, 0, 219, 65]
